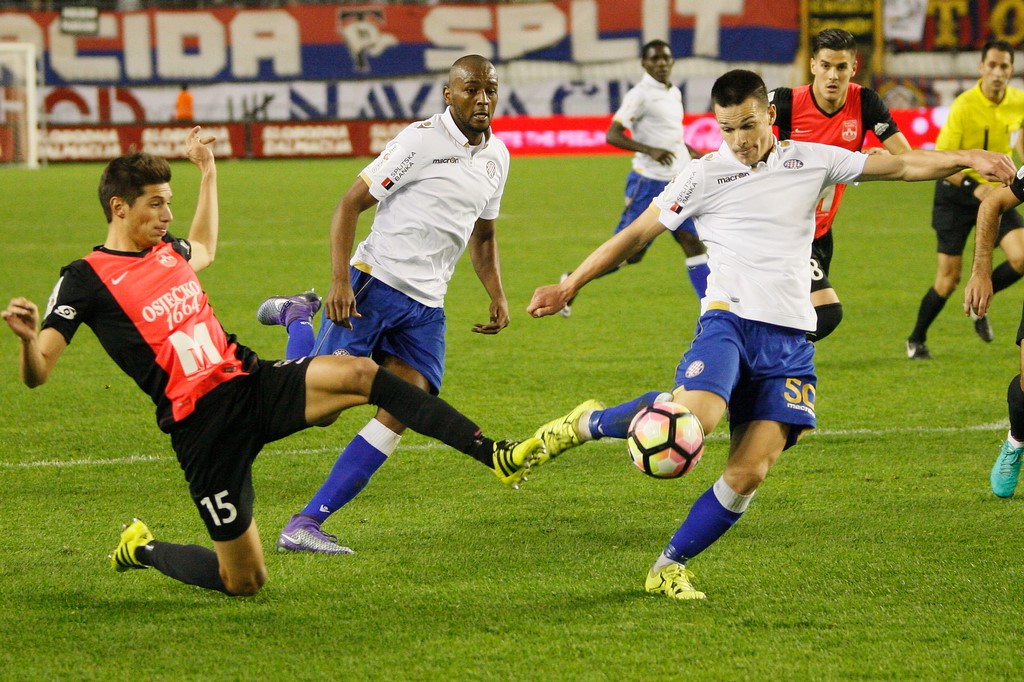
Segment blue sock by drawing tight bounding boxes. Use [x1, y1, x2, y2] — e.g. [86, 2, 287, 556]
[588, 390, 669, 439]
[285, 319, 315, 360]
[686, 255, 709, 299]
[661, 477, 752, 563]
[301, 421, 400, 522]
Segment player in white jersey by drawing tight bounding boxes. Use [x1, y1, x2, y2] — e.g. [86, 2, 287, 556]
[560, 40, 707, 317]
[255, 55, 519, 555]
[527, 69, 1014, 600]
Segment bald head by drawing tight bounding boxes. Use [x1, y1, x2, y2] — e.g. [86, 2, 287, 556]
[448, 54, 495, 86]
[444, 54, 499, 145]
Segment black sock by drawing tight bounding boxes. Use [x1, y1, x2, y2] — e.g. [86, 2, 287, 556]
[909, 287, 947, 343]
[992, 262, 1023, 294]
[140, 541, 228, 594]
[1008, 374, 1024, 442]
[368, 368, 495, 466]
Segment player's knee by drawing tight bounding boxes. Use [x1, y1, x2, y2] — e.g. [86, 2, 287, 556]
[807, 302, 843, 342]
[222, 566, 268, 596]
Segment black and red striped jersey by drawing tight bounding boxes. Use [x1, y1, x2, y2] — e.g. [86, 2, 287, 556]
[771, 83, 901, 238]
[41, 235, 258, 431]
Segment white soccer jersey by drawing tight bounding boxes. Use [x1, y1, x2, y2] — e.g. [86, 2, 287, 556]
[613, 72, 688, 182]
[654, 138, 868, 331]
[355, 108, 510, 307]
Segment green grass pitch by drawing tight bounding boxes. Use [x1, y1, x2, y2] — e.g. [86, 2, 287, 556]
[1, 155, 1022, 681]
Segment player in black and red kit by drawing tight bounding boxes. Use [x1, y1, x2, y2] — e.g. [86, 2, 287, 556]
[2, 127, 543, 596]
[769, 28, 913, 341]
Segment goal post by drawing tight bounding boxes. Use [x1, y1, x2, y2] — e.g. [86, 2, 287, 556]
[0, 42, 40, 168]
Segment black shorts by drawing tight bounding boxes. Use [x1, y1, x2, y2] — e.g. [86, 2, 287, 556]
[169, 357, 311, 541]
[932, 179, 1024, 255]
[809, 230, 834, 294]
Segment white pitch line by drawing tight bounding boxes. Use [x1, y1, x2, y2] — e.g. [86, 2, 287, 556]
[0, 421, 1009, 470]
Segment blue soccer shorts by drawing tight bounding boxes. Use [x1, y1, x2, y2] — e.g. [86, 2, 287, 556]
[311, 267, 446, 394]
[674, 309, 817, 449]
[614, 170, 697, 237]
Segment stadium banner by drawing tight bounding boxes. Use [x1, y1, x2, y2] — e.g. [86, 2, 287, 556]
[41, 77, 739, 125]
[888, 0, 1024, 51]
[36, 108, 945, 163]
[0, 0, 798, 87]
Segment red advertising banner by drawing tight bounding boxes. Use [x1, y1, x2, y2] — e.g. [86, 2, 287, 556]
[38, 109, 948, 163]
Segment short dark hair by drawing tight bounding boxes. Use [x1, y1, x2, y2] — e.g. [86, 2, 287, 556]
[982, 39, 1015, 64]
[642, 39, 671, 59]
[98, 152, 172, 223]
[711, 69, 769, 109]
[811, 28, 857, 55]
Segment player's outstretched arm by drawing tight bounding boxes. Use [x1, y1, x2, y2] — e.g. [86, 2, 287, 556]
[2, 298, 67, 388]
[965, 184, 1024, 317]
[184, 126, 219, 272]
[528, 203, 666, 318]
[857, 148, 1015, 184]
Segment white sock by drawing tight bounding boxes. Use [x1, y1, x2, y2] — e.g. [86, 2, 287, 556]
[1007, 430, 1024, 449]
[360, 418, 402, 456]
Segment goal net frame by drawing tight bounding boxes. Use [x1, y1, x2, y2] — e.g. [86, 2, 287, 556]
[0, 42, 40, 168]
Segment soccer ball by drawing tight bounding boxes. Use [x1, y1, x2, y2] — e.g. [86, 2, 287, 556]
[627, 402, 705, 479]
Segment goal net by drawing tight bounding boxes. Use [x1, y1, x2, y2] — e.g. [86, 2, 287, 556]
[0, 42, 40, 168]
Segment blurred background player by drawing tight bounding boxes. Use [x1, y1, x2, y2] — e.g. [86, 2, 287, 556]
[527, 69, 1014, 601]
[256, 55, 516, 555]
[770, 28, 912, 342]
[964, 163, 1024, 497]
[559, 39, 708, 318]
[175, 83, 193, 123]
[906, 39, 1024, 359]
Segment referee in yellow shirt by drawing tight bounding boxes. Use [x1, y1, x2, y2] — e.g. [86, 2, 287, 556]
[906, 39, 1024, 359]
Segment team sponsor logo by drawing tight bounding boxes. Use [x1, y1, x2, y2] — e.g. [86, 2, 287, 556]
[717, 172, 750, 184]
[783, 159, 804, 169]
[141, 281, 203, 325]
[684, 360, 704, 378]
[157, 252, 177, 267]
[53, 305, 77, 320]
[432, 157, 459, 164]
[671, 175, 698, 207]
[842, 119, 858, 142]
[486, 160, 497, 178]
[368, 143, 399, 175]
[381, 177, 395, 190]
[874, 122, 890, 137]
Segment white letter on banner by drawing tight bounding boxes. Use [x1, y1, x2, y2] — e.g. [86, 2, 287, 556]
[122, 13, 152, 80]
[231, 11, 300, 78]
[497, 4, 566, 60]
[571, 0, 636, 63]
[423, 7, 493, 71]
[0, 15, 44, 49]
[49, 14, 120, 81]
[674, 0, 743, 58]
[642, 0, 670, 44]
[155, 12, 225, 80]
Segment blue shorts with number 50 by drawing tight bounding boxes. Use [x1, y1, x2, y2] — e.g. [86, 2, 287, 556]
[674, 309, 816, 448]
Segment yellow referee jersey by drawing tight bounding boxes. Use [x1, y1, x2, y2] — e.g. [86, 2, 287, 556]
[936, 80, 1024, 183]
